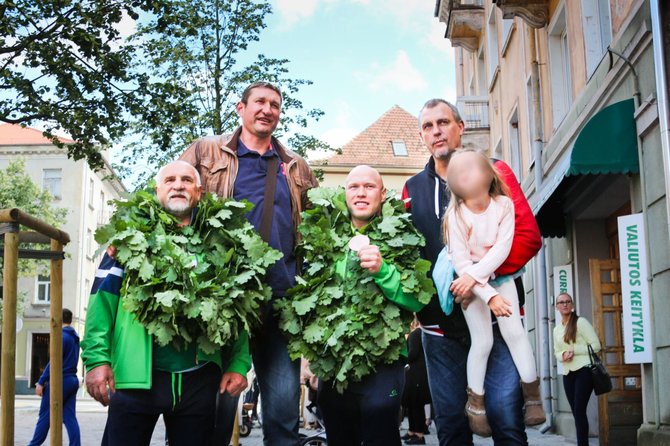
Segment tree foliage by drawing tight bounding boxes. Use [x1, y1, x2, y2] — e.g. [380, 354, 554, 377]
[116, 0, 330, 183]
[0, 159, 67, 316]
[0, 0, 186, 169]
[0, 0, 330, 179]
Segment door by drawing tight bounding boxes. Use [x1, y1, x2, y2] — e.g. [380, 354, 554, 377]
[589, 259, 642, 446]
[30, 333, 50, 387]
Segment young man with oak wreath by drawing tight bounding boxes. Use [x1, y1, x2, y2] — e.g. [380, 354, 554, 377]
[292, 165, 430, 446]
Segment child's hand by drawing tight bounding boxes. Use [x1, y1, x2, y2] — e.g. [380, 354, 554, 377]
[450, 274, 476, 297]
[488, 294, 512, 317]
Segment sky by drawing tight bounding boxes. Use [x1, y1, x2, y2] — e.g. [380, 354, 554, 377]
[256, 0, 457, 153]
[48, 0, 457, 175]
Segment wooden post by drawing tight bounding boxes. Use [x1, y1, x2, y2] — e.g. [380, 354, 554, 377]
[231, 411, 240, 446]
[49, 239, 64, 446]
[1, 230, 19, 446]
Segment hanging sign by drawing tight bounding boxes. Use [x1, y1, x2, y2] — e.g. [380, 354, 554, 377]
[617, 213, 652, 364]
[553, 264, 574, 375]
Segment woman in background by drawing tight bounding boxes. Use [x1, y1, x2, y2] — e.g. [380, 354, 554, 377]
[553, 293, 602, 446]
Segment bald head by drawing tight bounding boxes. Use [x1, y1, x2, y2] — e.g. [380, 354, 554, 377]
[156, 160, 201, 186]
[345, 165, 386, 229]
[345, 165, 384, 188]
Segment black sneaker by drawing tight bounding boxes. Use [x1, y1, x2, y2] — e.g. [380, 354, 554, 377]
[401, 433, 415, 441]
[405, 436, 426, 445]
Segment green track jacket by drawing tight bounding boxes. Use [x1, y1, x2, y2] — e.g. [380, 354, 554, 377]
[81, 253, 251, 389]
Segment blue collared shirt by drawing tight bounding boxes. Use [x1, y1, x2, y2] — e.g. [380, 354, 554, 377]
[234, 139, 296, 296]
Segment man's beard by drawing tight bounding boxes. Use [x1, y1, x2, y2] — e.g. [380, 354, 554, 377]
[165, 195, 193, 218]
[433, 147, 454, 161]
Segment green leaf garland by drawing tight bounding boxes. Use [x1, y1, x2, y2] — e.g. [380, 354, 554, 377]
[96, 189, 282, 354]
[275, 187, 435, 392]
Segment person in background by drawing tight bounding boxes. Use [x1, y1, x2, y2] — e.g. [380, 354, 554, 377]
[553, 293, 601, 446]
[401, 319, 431, 445]
[28, 308, 81, 446]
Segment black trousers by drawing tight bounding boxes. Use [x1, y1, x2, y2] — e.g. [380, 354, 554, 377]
[103, 362, 220, 446]
[406, 388, 427, 434]
[563, 366, 594, 446]
[317, 361, 405, 446]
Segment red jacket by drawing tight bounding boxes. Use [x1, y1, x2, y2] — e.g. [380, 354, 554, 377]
[492, 159, 542, 275]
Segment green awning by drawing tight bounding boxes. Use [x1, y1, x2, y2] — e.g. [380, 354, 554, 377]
[566, 98, 639, 176]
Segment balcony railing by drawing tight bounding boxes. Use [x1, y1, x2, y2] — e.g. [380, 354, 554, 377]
[457, 96, 490, 130]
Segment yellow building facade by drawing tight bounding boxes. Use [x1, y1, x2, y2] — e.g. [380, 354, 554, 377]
[437, 1, 670, 445]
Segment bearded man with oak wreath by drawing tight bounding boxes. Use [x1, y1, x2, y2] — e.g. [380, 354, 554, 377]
[81, 161, 251, 446]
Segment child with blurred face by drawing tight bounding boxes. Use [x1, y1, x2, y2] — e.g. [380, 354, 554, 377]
[440, 149, 545, 436]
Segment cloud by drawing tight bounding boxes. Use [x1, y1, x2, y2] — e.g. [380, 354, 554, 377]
[319, 127, 358, 148]
[317, 99, 358, 149]
[361, 50, 428, 93]
[273, 0, 334, 28]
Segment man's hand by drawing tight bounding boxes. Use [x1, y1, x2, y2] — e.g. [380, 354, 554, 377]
[358, 245, 382, 274]
[35, 383, 44, 397]
[454, 290, 475, 310]
[219, 372, 248, 397]
[85, 365, 115, 406]
[562, 350, 574, 362]
[106, 245, 117, 258]
[450, 274, 476, 297]
[488, 294, 513, 318]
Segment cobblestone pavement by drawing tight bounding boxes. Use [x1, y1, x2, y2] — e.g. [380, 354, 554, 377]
[9, 395, 597, 445]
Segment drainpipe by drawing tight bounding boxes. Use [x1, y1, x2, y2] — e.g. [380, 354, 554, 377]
[649, 0, 667, 430]
[529, 27, 553, 434]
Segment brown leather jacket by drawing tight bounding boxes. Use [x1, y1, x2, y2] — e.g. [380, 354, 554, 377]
[179, 126, 318, 235]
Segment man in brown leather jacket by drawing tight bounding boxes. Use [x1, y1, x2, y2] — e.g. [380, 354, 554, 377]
[180, 81, 317, 446]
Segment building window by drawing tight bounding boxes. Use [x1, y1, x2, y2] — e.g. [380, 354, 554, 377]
[98, 191, 106, 224]
[42, 169, 62, 200]
[391, 141, 408, 157]
[86, 228, 93, 258]
[486, 7, 499, 88]
[501, 18, 514, 56]
[477, 46, 487, 95]
[508, 109, 522, 180]
[581, 0, 612, 77]
[35, 274, 50, 303]
[83, 278, 91, 310]
[88, 178, 95, 208]
[548, 3, 572, 129]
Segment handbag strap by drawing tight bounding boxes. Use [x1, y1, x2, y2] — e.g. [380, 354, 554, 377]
[259, 155, 279, 243]
[587, 344, 598, 365]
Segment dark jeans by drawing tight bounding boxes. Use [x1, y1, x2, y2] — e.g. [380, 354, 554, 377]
[252, 312, 301, 446]
[28, 375, 81, 446]
[563, 367, 594, 446]
[103, 362, 220, 446]
[317, 361, 405, 446]
[422, 329, 528, 446]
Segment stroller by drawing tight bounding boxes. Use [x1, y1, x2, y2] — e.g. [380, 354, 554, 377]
[299, 380, 327, 446]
